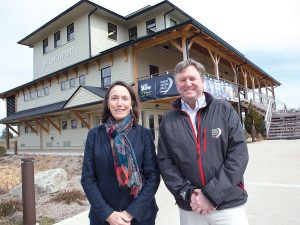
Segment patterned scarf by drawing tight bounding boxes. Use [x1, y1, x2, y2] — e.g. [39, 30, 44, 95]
[105, 114, 142, 198]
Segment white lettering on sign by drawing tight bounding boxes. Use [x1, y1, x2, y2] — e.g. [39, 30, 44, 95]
[43, 47, 75, 68]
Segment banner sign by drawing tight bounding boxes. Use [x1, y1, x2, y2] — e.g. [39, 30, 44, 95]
[138, 73, 178, 101]
[138, 73, 238, 102]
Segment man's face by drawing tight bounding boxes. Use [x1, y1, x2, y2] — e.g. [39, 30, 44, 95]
[175, 65, 204, 106]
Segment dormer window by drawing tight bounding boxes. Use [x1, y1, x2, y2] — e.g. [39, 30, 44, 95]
[67, 23, 74, 41]
[54, 31, 61, 48]
[43, 38, 49, 54]
[146, 18, 156, 34]
[108, 23, 117, 41]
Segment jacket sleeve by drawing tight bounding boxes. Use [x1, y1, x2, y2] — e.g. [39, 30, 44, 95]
[125, 128, 160, 221]
[202, 105, 249, 207]
[81, 128, 114, 223]
[157, 117, 196, 204]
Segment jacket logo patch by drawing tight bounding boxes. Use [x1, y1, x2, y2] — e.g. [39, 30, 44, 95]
[212, 128, 222, 139]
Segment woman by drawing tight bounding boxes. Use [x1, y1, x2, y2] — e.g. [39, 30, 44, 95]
[81, 81, 160, 225]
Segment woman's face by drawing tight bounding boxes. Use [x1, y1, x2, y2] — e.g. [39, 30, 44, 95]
[107, 85, 132, 122]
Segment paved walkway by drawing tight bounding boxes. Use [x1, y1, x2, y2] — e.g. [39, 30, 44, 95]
[53, 139, 300, 225]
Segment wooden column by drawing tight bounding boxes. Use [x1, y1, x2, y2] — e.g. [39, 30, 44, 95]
[208, 50, 220, 79]
[181, 33, 188, 60]
[131, 48, 139, 93]
[6, 124, 10, 149]
[241, 68, 248, 100]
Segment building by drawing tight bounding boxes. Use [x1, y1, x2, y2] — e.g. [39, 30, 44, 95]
[0, 0, 282, 151]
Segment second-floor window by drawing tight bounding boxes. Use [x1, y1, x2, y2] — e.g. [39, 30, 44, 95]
[101, 67, 111, 88]
[129, 26, 137, 40]
[146, 18, 156, 34]
[54, 31, 61, 48]
[79, 75, 85, 85]
[69, 78, 75, 88]
[61, 81, 66, 90]
[107, 23, 117, 41]
[67, 23, 74, 41]
[149, 65, 159, 76]
[43, 38, 49, 54]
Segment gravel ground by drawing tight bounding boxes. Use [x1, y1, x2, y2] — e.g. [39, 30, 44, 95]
[0, 154, 90, 225]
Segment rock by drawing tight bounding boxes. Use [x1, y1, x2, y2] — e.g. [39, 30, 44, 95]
[35, 168, 67, 194]
[9, 168, 68, 196]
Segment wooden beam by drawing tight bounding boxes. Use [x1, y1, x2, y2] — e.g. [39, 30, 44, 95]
[83, 63, 89, 74]
[24, 121, 38, 134]
[108, 54, 113, 66]
[8, 124, 19, 136]
[35, 120, 49, 134]
[45, 117, 61, 134]
[47, 77, 52, 87]
[208, 49, 220, 79]
[73, 111, 90, 129]
[93, 58, 101, 70]
[169, 40, 182, 52]
[181, 33, 188, 60]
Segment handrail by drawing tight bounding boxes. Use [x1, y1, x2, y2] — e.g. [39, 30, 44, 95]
[264, 98, 274, 136]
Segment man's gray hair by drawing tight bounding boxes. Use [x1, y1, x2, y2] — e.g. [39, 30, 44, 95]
[174, 58, 206, 81]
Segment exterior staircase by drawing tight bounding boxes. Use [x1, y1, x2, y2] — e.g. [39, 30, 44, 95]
[267, 112, 300, 139]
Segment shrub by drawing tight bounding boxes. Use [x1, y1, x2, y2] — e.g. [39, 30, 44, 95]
[0, 199, 22, 218]
[0, 146, 6, 157]
[244, 103, 265, 136]
[37, 216, 56, 225]
[51, 189, 86, 205]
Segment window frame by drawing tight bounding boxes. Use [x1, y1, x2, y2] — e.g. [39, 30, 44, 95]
[79, 75, 85, 85]
[61, 81, 66, 90]
[69, 78, 75, 88]
[43, 38, 49, 54]
[71, 119, 77, 129]
[149, 65, 159, 76]
[62, 121, 68, 130]
[67, 23, 74, 42]
[146, 18, 156, 34]
[128, 26, 137, 40]
[107, 22, 117, 41]
[170, 18, 177, 27]
[101, 66, 111, 88]
[54, 31, 61, 48]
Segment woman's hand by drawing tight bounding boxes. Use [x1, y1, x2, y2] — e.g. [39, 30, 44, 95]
[106, 211, 132, 225]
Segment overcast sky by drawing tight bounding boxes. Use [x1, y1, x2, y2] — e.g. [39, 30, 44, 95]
[1, 0, 299, 132]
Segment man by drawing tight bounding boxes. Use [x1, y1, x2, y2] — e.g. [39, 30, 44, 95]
[157, 59, 249, 225]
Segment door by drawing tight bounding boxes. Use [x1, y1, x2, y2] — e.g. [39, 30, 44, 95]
[142, 110, 165, 147]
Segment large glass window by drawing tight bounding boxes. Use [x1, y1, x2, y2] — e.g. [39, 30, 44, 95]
[107, 23, 117, 41]
[61, 81, 66, 90]
[67, 23, 74, 41]
[62, 121, 68, 130]
[128, 26, 137, 40]
[54, 31, 61, 48]
[146, 18, 156, 34]
[101, 67, 111, 88]
[43, 38, 49, 54]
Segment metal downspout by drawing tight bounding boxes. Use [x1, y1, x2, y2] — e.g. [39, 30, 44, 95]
[88, 8, 97, 58]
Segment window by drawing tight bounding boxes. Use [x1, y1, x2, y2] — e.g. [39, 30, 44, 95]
[43, 38, 49, 54]
[128, 26, 137, 40]
[37, 89, 43, 97]
[101, 67, 111, 88]
[24, 94, 29, 101]
[81, 117, 87, 128]
[149, 65, 159, 76]
[25, 126, 29, 134]
[79, 75, 85, 85]
[54, 31, 61, 48]
[61, 81, 66, 90]
[71, 119, 77, 129]
[30, 92, 37, 99]
[107, 23, 117, 41]
[69, 78, 75, 88]
[44, 87, 49, 95]
[62, 121, 68, 130]
[67, 23, 74, 41]
[146, 18, 156, 34]
[170, 18, 177, 27]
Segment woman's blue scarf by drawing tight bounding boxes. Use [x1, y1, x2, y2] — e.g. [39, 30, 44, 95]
[105, 114, 142, 198]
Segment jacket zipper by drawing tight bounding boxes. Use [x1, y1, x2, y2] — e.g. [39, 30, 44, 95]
[196, 113, 206, 186]
[203, 128, 207, 153]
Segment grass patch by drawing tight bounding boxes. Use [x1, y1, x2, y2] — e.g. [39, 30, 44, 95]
[37, 216, 56, 225]
[51, 189, 86, 205]
[0, 199, 22, 218]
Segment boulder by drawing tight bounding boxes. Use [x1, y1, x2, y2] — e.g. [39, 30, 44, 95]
[10, 168, 67, 196]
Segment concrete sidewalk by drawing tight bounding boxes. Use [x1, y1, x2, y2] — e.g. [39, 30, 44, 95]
[53, 139, 300, 225]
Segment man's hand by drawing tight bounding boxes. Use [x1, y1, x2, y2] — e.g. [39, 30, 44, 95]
[106, 211, 132, 225]
[190, 189, 215, 214]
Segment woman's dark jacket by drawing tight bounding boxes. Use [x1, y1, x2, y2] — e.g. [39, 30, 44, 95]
[157, 92, 248, 210]
[81, 124, 160, 224]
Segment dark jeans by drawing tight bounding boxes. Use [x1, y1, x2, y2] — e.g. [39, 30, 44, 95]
[132, 215, 156, 225]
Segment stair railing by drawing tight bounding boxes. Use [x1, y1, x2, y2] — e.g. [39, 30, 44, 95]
[264, 98, 275, 136]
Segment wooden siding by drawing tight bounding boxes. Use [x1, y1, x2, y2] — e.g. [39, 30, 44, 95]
[65, 88, 102, 108]
[33, 14, 89, 79]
